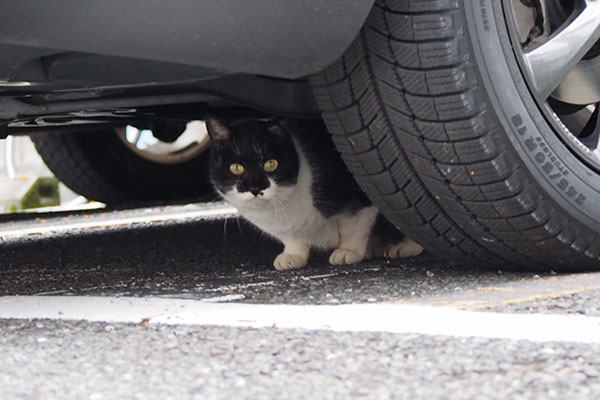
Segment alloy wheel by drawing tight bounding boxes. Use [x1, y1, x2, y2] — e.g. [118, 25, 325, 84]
[506, 0, 600, 172]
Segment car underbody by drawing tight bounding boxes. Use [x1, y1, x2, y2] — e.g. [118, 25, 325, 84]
[0, 0, 374, 136]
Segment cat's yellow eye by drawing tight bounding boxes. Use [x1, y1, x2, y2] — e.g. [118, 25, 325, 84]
[263, 159, 279, 172]
[229, 163, 245, 175]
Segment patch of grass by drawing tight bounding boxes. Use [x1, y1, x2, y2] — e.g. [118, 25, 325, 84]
[20, 177, 60, 209]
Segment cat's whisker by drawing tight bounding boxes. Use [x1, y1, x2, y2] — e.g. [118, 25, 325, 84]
[231, 136, 241, 155]
[235, 215, 245, 236]
[223, 215, 229, 240]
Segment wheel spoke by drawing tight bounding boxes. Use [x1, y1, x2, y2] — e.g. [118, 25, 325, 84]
[523, 0, 600, 99]
[553, 55, 600, 105]
[587, 105, 600, 153]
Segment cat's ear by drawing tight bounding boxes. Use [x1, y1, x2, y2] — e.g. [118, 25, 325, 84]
[266, 118, 289, 137]
[205, 115, 231, 143]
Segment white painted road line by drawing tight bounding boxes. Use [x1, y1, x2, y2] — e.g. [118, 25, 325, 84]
[0, 207, 238, 240]
[1, 296, 600, 344]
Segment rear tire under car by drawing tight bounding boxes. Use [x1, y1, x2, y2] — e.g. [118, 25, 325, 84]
[31, 128, 213, 205]
[311, 0, 600, 270]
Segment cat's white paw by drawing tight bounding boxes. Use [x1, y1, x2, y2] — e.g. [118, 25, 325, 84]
[329, 248, 363, 265]
[384, 239, 423, 258]
[273, 253, 307, 271]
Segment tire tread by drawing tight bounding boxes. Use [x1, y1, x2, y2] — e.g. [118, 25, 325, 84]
[311, 0, 600, 269]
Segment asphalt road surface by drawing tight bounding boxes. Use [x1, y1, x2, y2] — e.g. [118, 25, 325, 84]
[1, 202, 600, 399]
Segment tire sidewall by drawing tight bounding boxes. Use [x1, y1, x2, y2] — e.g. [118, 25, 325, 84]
[463, 0, 600, 230]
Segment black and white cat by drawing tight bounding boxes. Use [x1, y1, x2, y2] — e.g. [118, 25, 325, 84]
[205, 116, 423, 271]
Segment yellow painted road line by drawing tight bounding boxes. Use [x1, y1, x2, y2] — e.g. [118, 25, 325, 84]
[394, 273, 600, 309]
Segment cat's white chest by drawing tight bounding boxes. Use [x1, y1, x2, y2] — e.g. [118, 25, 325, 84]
[244, 191, 340, 249]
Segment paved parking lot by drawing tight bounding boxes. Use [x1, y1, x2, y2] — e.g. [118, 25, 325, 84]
[1, 202, 600, 399]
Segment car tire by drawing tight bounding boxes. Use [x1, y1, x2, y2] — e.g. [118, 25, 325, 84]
[31, 128, 213, 204]
[311, 0, 600, 270]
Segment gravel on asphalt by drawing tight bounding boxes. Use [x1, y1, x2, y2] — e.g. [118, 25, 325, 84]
[2, 318, 600, 400]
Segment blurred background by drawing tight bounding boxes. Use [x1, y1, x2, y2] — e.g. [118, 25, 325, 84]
[0, 136, 96, 213]
[0, 121, 211, 214]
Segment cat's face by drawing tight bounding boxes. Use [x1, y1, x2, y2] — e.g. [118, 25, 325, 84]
[206, 116, 299, 209]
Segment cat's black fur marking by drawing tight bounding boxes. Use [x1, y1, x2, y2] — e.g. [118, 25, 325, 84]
[281, 119, 371, 218]
[208, 118, 300, 196]
[369, 212, 405, 247]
